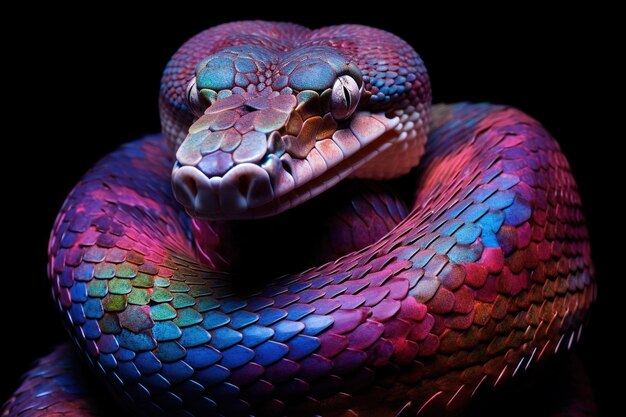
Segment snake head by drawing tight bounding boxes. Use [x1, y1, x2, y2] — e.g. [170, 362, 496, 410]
[166, 24, 430, 220]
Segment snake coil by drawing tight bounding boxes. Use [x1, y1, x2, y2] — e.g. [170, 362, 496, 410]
[3, 21, 594, 417]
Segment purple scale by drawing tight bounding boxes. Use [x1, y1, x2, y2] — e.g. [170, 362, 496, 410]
[273, 293, 300, 308]
[254, 108, 289, 133]
[96, 233, 118, 248]
[198, 152, 234, 177]
[99, 353, 118, 370]
[141, 372, 171, 391]
[60, 231, 77, 248]
[115, 348, 136, 361]
[310, 276, 334, 289]
[116, 360, 141, 382]
[68, 303, 86, 325]
[106, 248, 127, 263]
[263, 359, 299, 383]
[298, 354, 333, 381]
[97, 334, 120, 353]
[330, 309, 366, 334]
[229, 362, 264, 386]
[206, 94, 245, 114]
[311, 299, 341, 315]
[301, 315, 334, 336]
[220, 298, 247, 314]
[69, 282, 87, 302]
[241, 325, 274, 347]
[332, 349, 367, 374]
[333, 294, 366, 309]
[245, 96, 269, 110]
[270, 94, 297, 112]
[59, 269, 74, 287]
[349, 265, 373, 280]
[316, 332, 349, 358]
[367, 270, 394, 287]
[233, 131, 267, 163]
[297, 289, 325, 304]
[371, 299, 402, 322]
[285, 303, 315, 320]
[258, 308, 288, 326]
[138, 261, 159, 274]
[64, 248, 83, 266]
[209, 327, 242, 350]
[184, 346, 221, 369]
[229, 310, 259, 329]
[344, 279, 369, 294]
[287, 281, 312, 293]
[271, 320, 305, 342]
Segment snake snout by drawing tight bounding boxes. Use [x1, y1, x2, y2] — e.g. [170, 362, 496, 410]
[172, 87, 412, 219]
[172, 93, 298, 219]
[172, 162, 274, 218]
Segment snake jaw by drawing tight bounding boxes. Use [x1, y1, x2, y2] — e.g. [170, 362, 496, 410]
[172, 90, 404, 220]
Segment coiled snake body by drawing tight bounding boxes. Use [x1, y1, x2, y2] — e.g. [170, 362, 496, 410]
[4, 22, 595, 417]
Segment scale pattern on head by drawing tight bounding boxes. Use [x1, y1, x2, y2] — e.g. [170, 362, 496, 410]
[160, 21, 430, 219]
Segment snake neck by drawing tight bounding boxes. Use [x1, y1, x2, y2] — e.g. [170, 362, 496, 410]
[191, 180, 410, 277]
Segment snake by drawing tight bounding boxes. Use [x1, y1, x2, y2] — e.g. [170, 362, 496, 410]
[3, 21, 595, 417]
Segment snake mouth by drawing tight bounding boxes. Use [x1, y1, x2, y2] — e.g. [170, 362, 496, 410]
[171, 93, 401, 220]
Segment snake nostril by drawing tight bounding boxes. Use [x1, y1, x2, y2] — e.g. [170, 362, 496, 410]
[173, 166, 208, 209]
[237, 174, 251, 196]
[181, 175, 199, 200]
[281, 160, 293, 176]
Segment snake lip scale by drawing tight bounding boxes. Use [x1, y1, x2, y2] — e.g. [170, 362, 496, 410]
[176, 112, 401, 220]
[3, 21, 595, 417]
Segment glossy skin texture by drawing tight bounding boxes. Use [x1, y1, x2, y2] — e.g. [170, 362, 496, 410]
[3, 22, 594, 417]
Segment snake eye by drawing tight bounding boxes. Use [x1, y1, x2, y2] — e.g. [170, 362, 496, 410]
[330, 75, 361, 120]
[187, 77, 207, 117]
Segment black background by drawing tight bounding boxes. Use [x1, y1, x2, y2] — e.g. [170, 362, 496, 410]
[4, 6, 619, 415]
